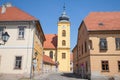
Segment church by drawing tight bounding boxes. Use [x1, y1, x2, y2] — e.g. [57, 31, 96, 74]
[43, 6, 71, 72]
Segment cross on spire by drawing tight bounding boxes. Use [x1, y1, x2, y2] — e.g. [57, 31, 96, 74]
[63, 3, 66, 11]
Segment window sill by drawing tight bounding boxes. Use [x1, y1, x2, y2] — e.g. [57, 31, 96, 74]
[14, 68, 22, 70]
[101, 70, 110, 72]
[17, 38, 25, 40]
[116, 49, 120, 50]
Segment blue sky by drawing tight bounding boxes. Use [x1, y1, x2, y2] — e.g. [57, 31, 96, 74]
[0, 0, 120, 50]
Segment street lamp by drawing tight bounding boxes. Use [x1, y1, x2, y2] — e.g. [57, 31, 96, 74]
[0, 32, 10, 45]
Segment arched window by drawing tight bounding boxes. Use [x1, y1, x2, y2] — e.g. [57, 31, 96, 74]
[62, 30, 66, 37]
[49, 51, 53, 59]
[62, 40, 66, 46]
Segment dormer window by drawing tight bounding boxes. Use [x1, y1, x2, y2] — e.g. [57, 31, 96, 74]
[98, 22, 104, 26]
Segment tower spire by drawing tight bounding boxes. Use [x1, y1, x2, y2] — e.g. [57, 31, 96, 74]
[59, 4, 69, 22]
[63, 3, 65, 12]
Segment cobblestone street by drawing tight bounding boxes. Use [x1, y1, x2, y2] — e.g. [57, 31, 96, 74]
[35, 72, 88, 80]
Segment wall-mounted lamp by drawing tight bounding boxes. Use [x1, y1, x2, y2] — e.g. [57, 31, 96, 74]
[0, 32, 10, 45]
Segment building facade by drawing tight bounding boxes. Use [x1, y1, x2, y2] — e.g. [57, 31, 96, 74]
[73, 12, 120, 79]
[43, 6, 70, 72]
[72, 45, 78, 74]
[0, 3, 45, 78]
[43, 55, 56, 73]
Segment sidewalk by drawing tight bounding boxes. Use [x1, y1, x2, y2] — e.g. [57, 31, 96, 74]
[0, 73, 51, 80]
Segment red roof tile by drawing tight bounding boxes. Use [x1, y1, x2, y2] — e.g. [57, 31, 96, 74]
[84, 12, 120, 31]
[0, 6, 38, 21]
[43, 55, 55, 65]
[44, 34, 57, 49]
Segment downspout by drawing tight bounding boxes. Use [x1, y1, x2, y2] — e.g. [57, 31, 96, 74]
[30, 20, 35, 79]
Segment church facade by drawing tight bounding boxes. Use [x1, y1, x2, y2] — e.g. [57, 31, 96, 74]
[43, 7, 70, 72]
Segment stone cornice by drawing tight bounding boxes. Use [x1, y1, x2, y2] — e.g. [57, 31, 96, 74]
[89, 30, 120, 34]
[57, 47, 70, 50]
[90, 54, 120, 56]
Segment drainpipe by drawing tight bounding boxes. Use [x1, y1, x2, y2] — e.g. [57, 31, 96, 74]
[30, 21, 35, 80]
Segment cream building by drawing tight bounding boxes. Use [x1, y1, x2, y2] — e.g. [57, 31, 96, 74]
[0, 3, 45, 78]
[43, 6, 70, 72]
[73, 12, 120, 80]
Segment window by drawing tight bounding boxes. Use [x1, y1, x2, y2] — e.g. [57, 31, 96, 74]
[62, 53, 66, 59]
[82, 44, 83, 55]
[0, 27, 4, 39]
[86, 61, 88, 72]
[100, 38, 107, 50]
[49, 51, 53, 59]
[85, 41, 87, 53]
[118, 61, 120, 71]
[15, 56, 22, 69]
[62, 40, 66, 46]
[101, 61, 109, 71]
[62, 30, 66, 37]
[89, 40, 93, 49]
[116, 38, 120, 50]
[18, 26, 25, 39]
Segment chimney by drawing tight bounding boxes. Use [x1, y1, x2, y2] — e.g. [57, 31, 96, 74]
[1, 3, 12, 14]
[1, 4, 6, 14]
[5, 2, 12, 7]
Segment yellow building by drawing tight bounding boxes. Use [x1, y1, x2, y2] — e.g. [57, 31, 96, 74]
[43, 6, 70, 72]
[73, 12, 120, 80]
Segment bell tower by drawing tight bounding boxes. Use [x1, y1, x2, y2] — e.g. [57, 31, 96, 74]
[57, 5, 70, 72]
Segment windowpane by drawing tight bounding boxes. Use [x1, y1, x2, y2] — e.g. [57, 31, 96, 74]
[49, 51, 53, 59]
[62, 40, 66, 46]
[62, 53, 66, 59]
[100, 38, 107, 50]
[89, 40, 93, 49]
[101, 61, 109, 71]
[62, 30, 66, 37]
[15, 56, 22, 69]
[0, 27, 4, 39]
[85, 41, 87, 53]
[116, 38, 120, 50]
[118, 61, 120, 71]
[18, 27, 25, 39]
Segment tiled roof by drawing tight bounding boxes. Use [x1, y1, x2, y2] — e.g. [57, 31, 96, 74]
[84, 12, 120, 31]
[44, 34, 57, 49]
[43, 55, 55, 65]
[0, 6, 38, 21]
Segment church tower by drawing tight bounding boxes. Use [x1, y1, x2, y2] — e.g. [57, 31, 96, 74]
[57, 5, 70, 72]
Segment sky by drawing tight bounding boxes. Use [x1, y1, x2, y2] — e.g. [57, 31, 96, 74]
[0, 0, 120, 51]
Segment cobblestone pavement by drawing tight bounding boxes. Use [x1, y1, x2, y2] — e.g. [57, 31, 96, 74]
[0, 72, 88, 80]
[35, 72, 88, 80]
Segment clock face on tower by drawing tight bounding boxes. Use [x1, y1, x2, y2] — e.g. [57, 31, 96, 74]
[62, 26, 66, 29]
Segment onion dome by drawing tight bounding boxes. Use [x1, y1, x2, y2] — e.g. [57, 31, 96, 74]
[59, 5, 69, 22]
